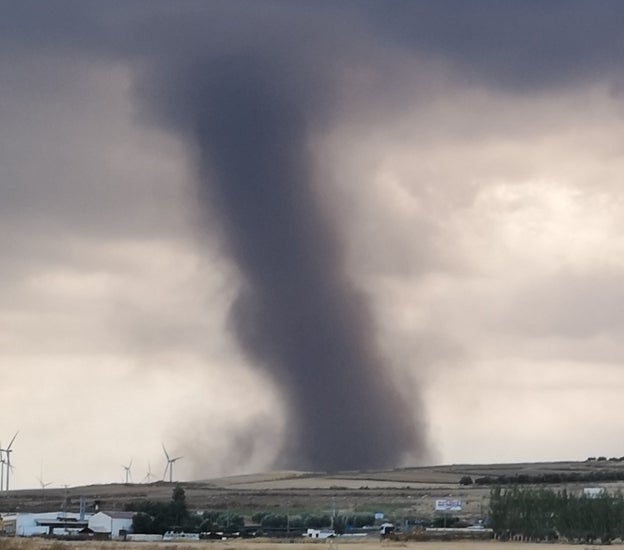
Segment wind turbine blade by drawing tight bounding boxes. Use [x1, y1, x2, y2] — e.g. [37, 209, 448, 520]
[7, 432, 18, 450]
[161, 443, 170, 461]
[172, 456, 184, 462]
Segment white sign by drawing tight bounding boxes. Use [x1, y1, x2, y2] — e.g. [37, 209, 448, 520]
[374, 512, 384, 520]
[583, 487, 605, 499]
[435, 499, 462, 512]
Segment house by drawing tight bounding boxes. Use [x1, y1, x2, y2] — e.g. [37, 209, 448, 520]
[88, 511, 134, 539]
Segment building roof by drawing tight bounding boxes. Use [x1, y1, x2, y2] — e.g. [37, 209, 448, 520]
[98, 511, 134, 520]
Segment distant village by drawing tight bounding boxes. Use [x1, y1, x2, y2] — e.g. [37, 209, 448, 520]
[0, 478, 496, 543]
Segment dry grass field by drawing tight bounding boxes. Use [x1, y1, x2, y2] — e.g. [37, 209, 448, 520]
[0, 539, 604, 550]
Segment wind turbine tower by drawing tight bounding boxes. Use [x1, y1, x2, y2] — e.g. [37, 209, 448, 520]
[0, 454, 5, 492]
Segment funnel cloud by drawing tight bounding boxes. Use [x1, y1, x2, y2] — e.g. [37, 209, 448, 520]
[147, 53, 423, 470]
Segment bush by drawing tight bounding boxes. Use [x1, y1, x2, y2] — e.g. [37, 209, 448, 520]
[261, 514, 288, 529]
[251, 511, 268, 524]
[343, 513, 376, 528]
[303, 514, 331, 528]
[459, 476, 473, 485]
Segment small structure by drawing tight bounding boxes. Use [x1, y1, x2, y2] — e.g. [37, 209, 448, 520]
[126, 534, 163, 542]
[88, 511, 134, 539]
[304, 528, 335, 539]
[163, 531, 200, 541]
[379, 523, 395, 537]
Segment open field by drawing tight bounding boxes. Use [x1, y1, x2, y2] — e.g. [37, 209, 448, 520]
[3, 460, 624, 520]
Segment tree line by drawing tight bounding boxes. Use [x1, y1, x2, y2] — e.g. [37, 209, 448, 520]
[489, 486, 624, 542]
[126, 486, 244, 534]
[251, 512, 376, 532]
[127, 486, 377, 535]
[473, 470, 624, 486]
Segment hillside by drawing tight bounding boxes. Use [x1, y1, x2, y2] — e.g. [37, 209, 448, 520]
[3, 459, 624, 520]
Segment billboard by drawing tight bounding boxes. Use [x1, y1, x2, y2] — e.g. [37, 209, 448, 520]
[583, 487, 605, 499]
[435, 499, 462, 512]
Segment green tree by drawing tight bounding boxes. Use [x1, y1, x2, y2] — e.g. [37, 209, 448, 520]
[459, 476, 473, 486]
[170, 485, 188, 527]
[132, 512, 155, 534]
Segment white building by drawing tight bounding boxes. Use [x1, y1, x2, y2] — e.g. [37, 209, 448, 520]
[88, 511, 134, 539]
[304, 528, 335, 539]
[1, 512, 89, 536]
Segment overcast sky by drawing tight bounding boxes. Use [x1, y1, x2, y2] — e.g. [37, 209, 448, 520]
[3, 1, 624, 489]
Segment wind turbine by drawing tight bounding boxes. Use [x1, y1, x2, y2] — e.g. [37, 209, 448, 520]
[37, 476, 52, 489]
[37, 462, 52, 489]
[122, 459, 133, 484]
[142, 462, 157, 483]
[1, 432, 18, 491]
[162, 444, 183, 483]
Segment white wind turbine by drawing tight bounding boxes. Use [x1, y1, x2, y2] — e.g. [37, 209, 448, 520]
[122, 459, 133, 484]
[142, 462, 157, 483]
[37, 475, 52, 489]
[162, 444, 183, 483]
[1, 432, 18, 491]
[37, 461, 52, 489]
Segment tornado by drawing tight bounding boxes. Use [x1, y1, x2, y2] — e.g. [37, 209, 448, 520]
[146, 51, 423, 471]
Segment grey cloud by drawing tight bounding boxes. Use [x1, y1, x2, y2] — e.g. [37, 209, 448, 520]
[500, 267, 624, 340]
[3, 0, 624, 480]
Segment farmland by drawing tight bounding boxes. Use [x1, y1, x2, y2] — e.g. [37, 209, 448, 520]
[3, 459, 624, 522]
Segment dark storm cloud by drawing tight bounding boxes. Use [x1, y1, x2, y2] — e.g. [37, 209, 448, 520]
[349, 0, 624, 89]
[5, 1, 624, 85]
